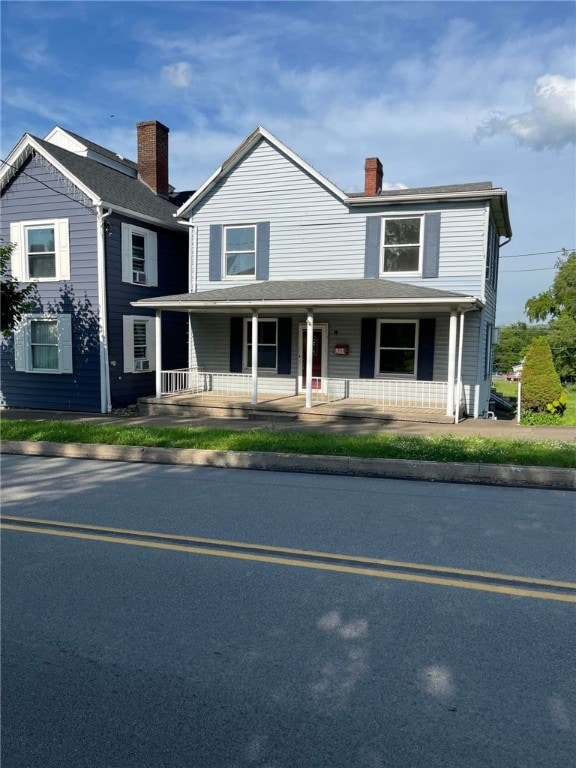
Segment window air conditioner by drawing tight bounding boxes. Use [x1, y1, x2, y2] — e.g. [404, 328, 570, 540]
[135, 359, 150, 371]
[133, 271, 147, 284]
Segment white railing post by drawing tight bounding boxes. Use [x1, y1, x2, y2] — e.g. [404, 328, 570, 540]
[446, 309, 457, 417]
[455, 311, 465, 424]
[251, 310, 258, 405]
[305, 309, 314, 409]
[155, 310, 162, 398]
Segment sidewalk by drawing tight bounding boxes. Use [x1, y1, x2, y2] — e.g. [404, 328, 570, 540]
[1, 408, 575, 442]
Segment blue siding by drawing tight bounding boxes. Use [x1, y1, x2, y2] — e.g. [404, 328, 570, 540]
[105, 213, 188, 407]
[0, 153, 101, 411]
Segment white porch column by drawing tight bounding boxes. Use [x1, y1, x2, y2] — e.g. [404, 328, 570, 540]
[251, 309, 258, 405]
[446, 309, 458, 417]
[305, 309, 314, 409]
[455, 311, 465, 424]
[155, 310, 162, 398]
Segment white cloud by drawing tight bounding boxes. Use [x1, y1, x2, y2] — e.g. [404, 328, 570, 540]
[477, 74, 576, 150]
[162, 62, 193, 89]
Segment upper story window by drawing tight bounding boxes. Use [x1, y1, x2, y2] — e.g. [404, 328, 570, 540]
[121, 223, 158, 287]
[224, 225, 256, 278]
[14, 314, 73, 374]
[381, 217, 423, 274]
[9, 219, 70, 282]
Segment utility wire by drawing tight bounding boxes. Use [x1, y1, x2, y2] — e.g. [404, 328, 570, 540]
[500, 267, 556, 273]
[500, 249, 572, 259]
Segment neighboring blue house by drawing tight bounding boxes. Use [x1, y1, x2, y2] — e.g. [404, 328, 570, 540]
[135, 126, 512, 420]
[0, 121, 189, 412]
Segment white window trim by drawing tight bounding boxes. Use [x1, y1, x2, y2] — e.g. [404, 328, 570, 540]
[242, 317, 278, 371]
[376, 319, 419, 379]
[123, 315, 156, 373]
[223, 224, 257, 281]
[9, 219, 70, 282]
[380, 215, 424, 277]
[14, 314, 73, 374]
[121, 223, 158, 287]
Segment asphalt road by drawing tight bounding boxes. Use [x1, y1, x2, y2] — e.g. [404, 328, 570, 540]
[2, 455, 575, 768]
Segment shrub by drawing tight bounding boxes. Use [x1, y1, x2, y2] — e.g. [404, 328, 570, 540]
[521, 336, 564, 413]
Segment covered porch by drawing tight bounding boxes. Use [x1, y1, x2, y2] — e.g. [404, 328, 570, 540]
[134, 278, 481, 425]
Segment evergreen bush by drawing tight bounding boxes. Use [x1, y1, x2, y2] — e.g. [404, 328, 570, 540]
[521, 336, 565, 414]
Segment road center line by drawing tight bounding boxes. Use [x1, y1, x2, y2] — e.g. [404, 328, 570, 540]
[2, 518, 575, 603]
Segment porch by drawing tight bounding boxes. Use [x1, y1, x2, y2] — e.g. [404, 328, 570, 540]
[140, 368, 456, 424]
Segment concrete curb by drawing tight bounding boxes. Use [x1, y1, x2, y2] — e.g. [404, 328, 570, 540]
[2, 440, 574, 491]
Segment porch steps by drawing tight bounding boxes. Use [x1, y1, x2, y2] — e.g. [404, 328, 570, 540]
[138, 396, 454, 425]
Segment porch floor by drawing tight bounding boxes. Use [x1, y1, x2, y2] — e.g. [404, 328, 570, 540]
[139, 393, 454, 424]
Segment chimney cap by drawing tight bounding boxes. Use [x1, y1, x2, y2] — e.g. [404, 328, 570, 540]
[137, 119, 170, 133]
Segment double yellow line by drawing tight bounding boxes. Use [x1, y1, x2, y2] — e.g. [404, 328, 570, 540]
[2, 515, 575, 603]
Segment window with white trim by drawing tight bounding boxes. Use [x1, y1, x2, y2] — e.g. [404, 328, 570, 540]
[14, 314, 73, 374]
[243, 318, 277, 369]
[224, 225, 256, 278]
[376, 320, 418, 377]
[381, 217, 423, 274]
[123, 315, 156, 373]
[121, 223, 158, 286]
[9, 219, 70, 282]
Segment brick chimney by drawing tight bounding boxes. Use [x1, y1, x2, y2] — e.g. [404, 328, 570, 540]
[137, 120, 169, 197]
[364, 157, 383, 196]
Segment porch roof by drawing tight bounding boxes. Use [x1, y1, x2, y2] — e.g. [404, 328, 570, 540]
[133, 278, 480, 312]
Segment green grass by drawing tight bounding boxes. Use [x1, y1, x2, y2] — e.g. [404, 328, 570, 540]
[2, 420, 574, 468]
[492, 380, 576, 426]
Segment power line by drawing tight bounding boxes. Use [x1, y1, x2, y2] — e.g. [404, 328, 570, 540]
[500, 249, 571, 259]
[501, 267, 556, 273]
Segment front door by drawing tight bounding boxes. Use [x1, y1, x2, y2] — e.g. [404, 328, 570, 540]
[299, 324, 327, 392]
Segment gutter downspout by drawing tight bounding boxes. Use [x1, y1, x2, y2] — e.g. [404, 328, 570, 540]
[96, 205, 112, 413]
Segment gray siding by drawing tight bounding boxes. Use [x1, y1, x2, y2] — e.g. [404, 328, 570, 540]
[191, 140, 489, 297]
[105, 213, 188, 407]
[0, 153, 101, 411]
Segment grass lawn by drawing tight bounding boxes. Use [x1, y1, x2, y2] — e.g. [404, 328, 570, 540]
[1, 419, 574, 469]
[492, 379, 576, 426]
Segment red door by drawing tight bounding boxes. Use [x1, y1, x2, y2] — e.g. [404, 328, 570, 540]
[301, 329, 323, 389]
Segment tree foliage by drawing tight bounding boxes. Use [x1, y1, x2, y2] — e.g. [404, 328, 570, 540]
[525, 250, 576, 381]
[492, 322, 547, 373]
[0, 241, 36, 338]
[521, 336, 564, 414]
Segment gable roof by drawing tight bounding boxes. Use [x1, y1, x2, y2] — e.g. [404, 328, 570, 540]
[176, 126, 349, 217]
[1, 133, 183, 229]
[175, 125, 511, 237]
[134, 278, 480, 311]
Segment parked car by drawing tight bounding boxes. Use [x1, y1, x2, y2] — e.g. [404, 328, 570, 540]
[506, 371, 521, 381]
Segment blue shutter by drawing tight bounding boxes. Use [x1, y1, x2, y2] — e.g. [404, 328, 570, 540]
[209, 225, 222, 282]
[256, 221, 270, 281]
[422, 213, 441, 278]
[360, 318, 377, 378]
[364, 217, 381, 278]
[417, 319, 436, 380]
[277, 317, 292, 374]
[229, 316, 243, 372]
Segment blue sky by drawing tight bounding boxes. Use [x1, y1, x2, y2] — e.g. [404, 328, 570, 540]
[1, 0, 575, 325]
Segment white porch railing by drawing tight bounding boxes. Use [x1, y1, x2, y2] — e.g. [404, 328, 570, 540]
[161, 369, 449, 409]
[311, 378, 448, 408]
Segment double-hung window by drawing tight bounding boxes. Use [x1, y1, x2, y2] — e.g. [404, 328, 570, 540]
[376, 320, 418, 377]
[9, 219, 70, 282]
[224, 225, 256, 278]
[121, 223, 158, 286]
[14, 315, 73, 374]
[123, 315, 156, 373]
[244, 318, 277, 369]
[381, 217, 423, 275]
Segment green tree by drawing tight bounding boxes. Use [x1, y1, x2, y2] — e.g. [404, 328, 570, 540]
[0, 241, 36, 338]
[525, 249, 576, 381]
[521, 336, 564, 414]
[492, 322, 547, 373]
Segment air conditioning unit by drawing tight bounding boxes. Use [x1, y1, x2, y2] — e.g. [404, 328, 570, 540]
[135, 359, 150, 371]
[133, 271, 147, 284]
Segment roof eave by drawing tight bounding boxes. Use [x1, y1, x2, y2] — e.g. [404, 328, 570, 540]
[132, 296, 482, 311]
